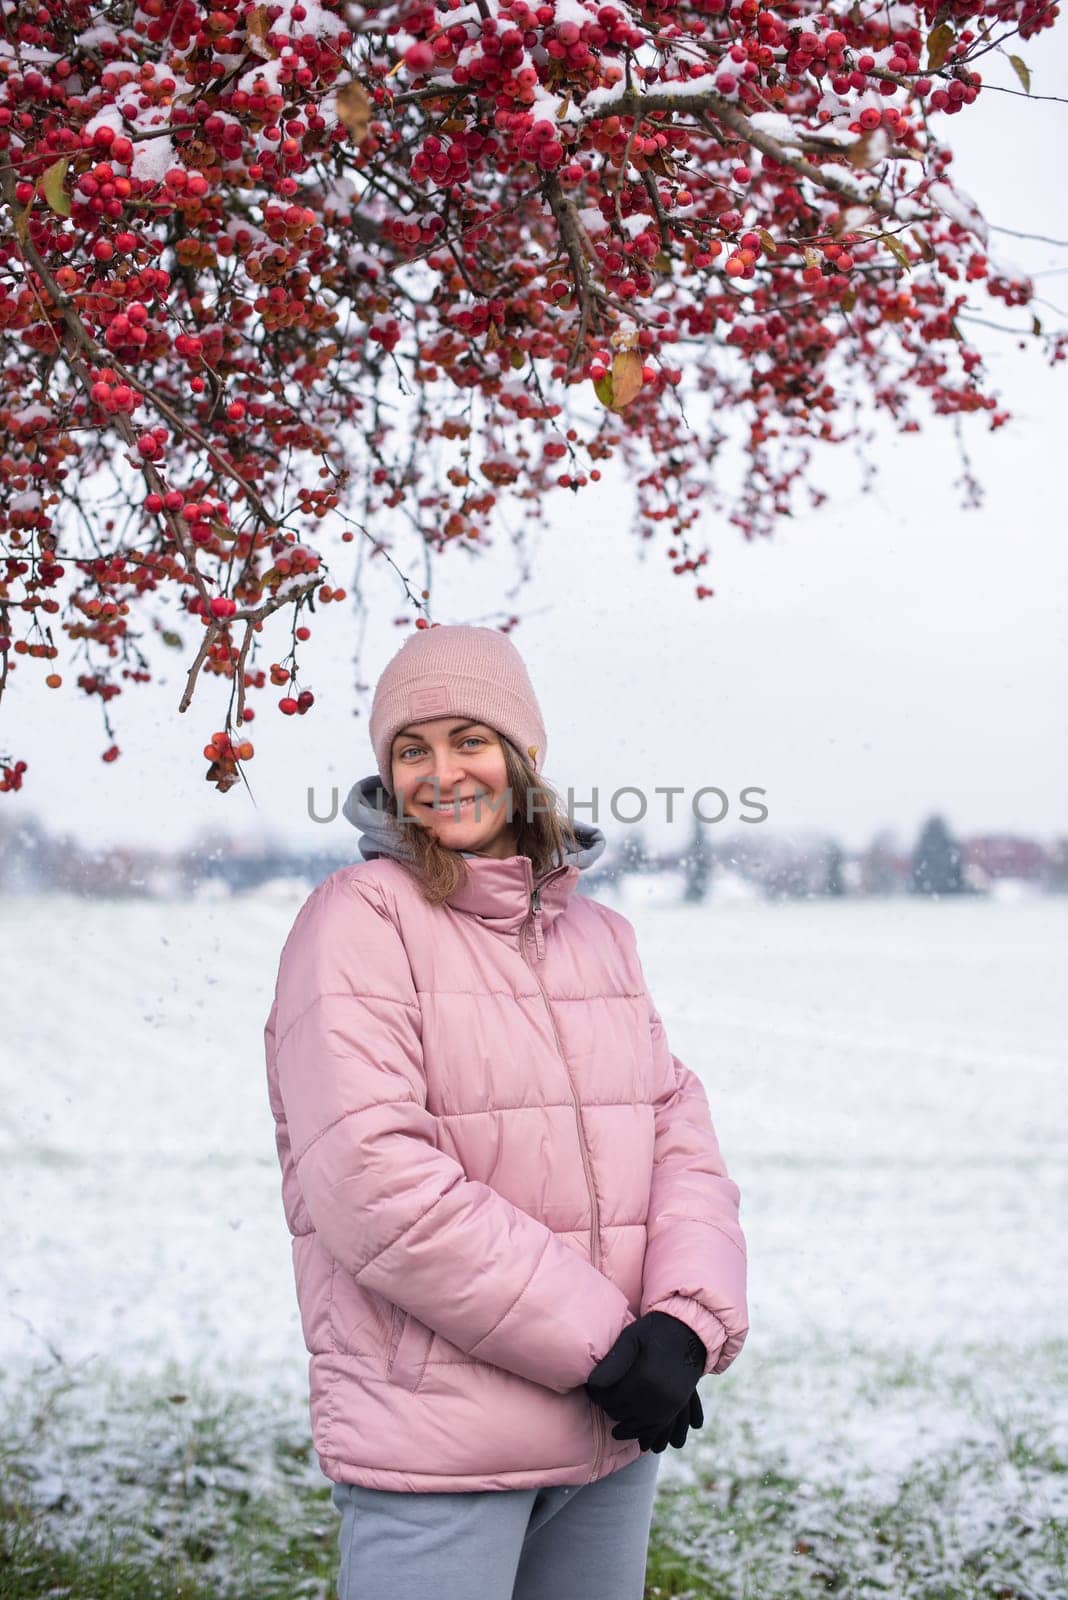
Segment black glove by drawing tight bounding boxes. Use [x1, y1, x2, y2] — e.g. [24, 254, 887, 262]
[585, 1312, 706, 1444]
[644, 1388, 705, 1455]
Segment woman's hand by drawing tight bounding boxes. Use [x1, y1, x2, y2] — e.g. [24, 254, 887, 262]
[585, 1311, 706, 1441]
[636, 1388, 704, 1454]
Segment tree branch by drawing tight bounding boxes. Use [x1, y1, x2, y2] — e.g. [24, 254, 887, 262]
[541, 169, 606, 379]
[580, 87, 897, 218]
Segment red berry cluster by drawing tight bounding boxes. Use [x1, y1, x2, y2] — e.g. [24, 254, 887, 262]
[278, 690, 315, 716]
[0, 757, 28, 792]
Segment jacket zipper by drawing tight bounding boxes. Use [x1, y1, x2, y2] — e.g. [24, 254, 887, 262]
[521, 878, 607, 1483]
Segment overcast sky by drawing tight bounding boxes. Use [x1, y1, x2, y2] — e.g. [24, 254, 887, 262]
[4, 40, 1066, 858]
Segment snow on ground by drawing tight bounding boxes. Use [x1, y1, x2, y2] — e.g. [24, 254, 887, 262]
[2, 887, 1066, 1579]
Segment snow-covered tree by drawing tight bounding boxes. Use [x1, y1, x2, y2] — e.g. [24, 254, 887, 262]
[1, 1, 1062, 792]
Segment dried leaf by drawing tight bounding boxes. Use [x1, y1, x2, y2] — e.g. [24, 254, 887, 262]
[609, 348, 644, 410]
[844, 126, 890, 170]
[1031, 314, 1042, 336]
[882, 233, 912, 273]
[593, 371, 615, 407]
[247, 4, 277, 58]
[926, 23, 955, 72]
[205, 758, 241, 792]
[910, 228, 936, 263]
[161, 630, 184, 649]
[652, 250, 672, 274]
[840, 287, 857, 313]
[484, 321, 501, 351]
[13, 201, 30, 244]
[39, 157, 71, 217]
[336, 80, 372, 143]
[646, 151, 676, 179]
[1008, 54, 1031, 94]
[843, 131, 874, 169]
[756, 228, 777, 255]
[509, 348, 526, 369]
[803, 246, 822, 269]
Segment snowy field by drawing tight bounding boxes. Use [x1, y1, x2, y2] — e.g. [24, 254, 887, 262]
[2, 884, 1066, 1595]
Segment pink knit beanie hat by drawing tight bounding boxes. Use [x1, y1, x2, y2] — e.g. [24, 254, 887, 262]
[369, 623, 548, 793]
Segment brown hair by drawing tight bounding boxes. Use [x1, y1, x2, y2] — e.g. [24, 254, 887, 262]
[380, 735, 581, 907]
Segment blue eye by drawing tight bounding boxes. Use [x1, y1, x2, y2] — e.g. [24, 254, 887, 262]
[398, 736, 487, 760]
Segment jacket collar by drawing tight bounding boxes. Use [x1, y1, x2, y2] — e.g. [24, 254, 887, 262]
[341, 772, 606, 933]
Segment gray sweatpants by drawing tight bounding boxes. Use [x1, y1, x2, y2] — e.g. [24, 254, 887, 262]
[329, 1449, 662, 1600]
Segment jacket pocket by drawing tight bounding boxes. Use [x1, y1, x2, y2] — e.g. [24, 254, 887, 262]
[331, 1268, 391, 1358]
[386, 1305, 434, 1393]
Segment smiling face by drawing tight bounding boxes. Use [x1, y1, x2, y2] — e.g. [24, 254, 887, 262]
[389, 717, 518, 859]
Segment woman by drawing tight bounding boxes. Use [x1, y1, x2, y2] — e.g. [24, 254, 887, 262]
[264, 622, 748, 1600]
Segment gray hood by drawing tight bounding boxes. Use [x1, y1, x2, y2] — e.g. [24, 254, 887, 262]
[342, 773, 607, 871]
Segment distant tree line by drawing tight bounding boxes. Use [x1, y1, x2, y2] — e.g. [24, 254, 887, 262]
[584, 813, 1067, 903]
[1, 811, 1065, 902]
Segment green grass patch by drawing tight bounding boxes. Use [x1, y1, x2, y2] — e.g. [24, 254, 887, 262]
[2, 1349, 1066, 1600]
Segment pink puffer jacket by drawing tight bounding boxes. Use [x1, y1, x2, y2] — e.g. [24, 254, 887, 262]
[263, 776, 748, 1491]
